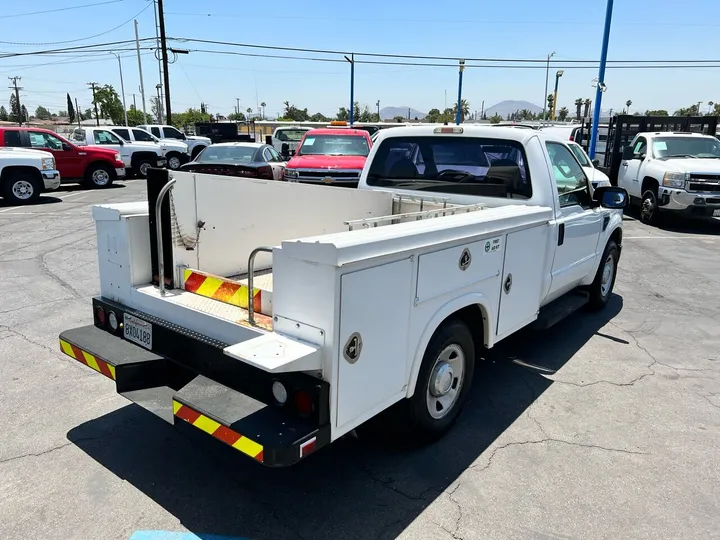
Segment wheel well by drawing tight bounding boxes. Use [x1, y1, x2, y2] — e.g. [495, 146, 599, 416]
[641, 176, 659, 195]
[86, 160, 112, 171]
[191, 145, 206, 158]
[610, 227, 622, 247]
[131, 152, 159, 166]
[446, 304, 488, 357]
[165, 150, 181, 157]
[0, 165, 42, 184]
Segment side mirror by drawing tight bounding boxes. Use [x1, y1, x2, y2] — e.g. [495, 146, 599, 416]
[591, 158, 600, 167]
[62, 143, 72, 151]
[593, 186, 629, 209]
[621, 146, 634, 160]
[118, 139, 124, 146]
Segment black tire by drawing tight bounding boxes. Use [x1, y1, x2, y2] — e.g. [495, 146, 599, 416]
[640, 188, 660, 225]
[83, 163, 114, 189]
[166, 152, 182, 170]
[587, 240, 619, 311]
[2, 171, 41, 205]
[135, 160, 153, 178]
[406, 319, 476, 441]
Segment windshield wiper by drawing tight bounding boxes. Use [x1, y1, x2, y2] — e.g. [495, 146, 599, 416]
[664, 154, 697, 159]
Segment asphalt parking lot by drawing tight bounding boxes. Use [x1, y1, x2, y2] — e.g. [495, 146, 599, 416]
[1, 181, 719, 540]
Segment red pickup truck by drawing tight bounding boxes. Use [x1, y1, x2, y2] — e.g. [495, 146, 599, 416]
[0, 127, 126, 189]
[282, 128, 372, 187]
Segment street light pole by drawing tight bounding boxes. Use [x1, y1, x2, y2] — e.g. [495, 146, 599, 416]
[344, 54, 355, 125]
[134, 19, 148, 123]
[110, 52, 129, 126]
[542, 51, 556, 121]
[552, 70, 564, 120]
[456, 59, 465, 125]
[589, 0, 615, 159]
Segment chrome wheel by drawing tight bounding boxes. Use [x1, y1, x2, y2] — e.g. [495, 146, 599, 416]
[641, 191, 656, 222]
[91, 168, 110, 186]
[139, 162, 151, 176]
[600, 253, 615, 298]
[167, 156, 181, 169]
[12, 180, 34, 200]
[426, 344, 465, 420]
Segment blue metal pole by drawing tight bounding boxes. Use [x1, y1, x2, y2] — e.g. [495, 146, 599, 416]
[589, 0, 614, 159]
[349, 53, 355, 125]
[456, 60, 465, 125]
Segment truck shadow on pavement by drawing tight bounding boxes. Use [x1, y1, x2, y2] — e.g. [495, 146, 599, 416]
[0, 196, 62, 208]
[67, 295, 623, 540]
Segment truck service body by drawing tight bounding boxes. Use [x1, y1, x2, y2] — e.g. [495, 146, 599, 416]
[58, 125, 627, 467]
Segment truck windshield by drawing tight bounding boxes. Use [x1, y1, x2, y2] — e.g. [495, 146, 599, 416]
[569, 144, 591, 166]
[652, 137, 720, 159]
[366, 136, 531, 199]
[275, 129, 308, 142]
[298, 135, 370, 157]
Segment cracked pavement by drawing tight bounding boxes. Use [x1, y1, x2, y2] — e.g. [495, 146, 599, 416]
[1, 183, 719, 540]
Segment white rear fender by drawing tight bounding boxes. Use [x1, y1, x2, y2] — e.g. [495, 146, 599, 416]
[406, 293, 493, 399]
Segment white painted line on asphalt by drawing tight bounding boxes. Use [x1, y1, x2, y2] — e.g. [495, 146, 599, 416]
[0, 212, 70, 216]
[59, 191, 90, 200]
[0, 207, 17, 213]
[625, 235, 716, 239]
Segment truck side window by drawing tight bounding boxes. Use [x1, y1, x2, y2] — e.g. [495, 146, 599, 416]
[72, 130, 86, 142]
[132, 129, 154, 142]
[163, 127, 184, 139]
[113, 128, 130, 140]
[546, 142, 591, 209]
[3, 131, 22, 147]
[151, 127, 162, 138]
[633, 137, 647, 157]
[94, 130, 121, 145]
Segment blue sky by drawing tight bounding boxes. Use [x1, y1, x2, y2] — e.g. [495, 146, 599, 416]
[2, 0, 719, 119]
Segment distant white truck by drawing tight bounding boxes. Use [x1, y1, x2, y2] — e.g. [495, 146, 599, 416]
[617, 132, 720, 223]
[0, 147, 60, 204]
[71, 127, 167, 178]
[58, 125, 628, 467]
[137, 124, 211, 160]
[108, 126, 190, 170]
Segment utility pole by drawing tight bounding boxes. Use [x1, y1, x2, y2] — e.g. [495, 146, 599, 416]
[542, 51, 556, 121]
[87, 82, 100, 126]
[157, 0, 172, 124]
[153, 0, 164, 124]
[236, 97, 240, 118]
[344, 54, 355, 125]
[376, 100, 380, 120]
[8, 77, 23, 126]
[110, 52, 129, 126]
[456, 60, 465, 125]
[75, 98, 81, 127]
[589, 0, 614, 159]
[134, 19, 148, 124]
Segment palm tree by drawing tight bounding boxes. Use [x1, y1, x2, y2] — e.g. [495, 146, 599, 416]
[452, 99, 471, 122]
[625, 99, 632, 115]
[583, 98, 592, 118]
[574, 98, 583, 120]
[558, 107, 569, 121]
[260, 102, 266, 119]
[708, 101, 714, 115]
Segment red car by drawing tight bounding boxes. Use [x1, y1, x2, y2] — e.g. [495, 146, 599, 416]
[283, 128, 372, 187]
[0, 127, 127, 188]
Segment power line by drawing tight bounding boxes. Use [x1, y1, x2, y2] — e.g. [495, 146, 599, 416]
[0, 3, 154, 46]
[0, 39, 156, 58]
[0, 0, 123, 19]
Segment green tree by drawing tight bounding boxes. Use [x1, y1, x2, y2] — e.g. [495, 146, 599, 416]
[126, 105, 147, 126]
[392, 115, 405, 123]
[625, 99, 632, 115]
[574, 98, 583, 120]
[83, 108, 93, 121]
[21, 105, 28, 123]
[673, 105, 699, 116]
[426, 108, 442, 122]
[709, 102, 720, 116]
[336, 107, 349, 121]
[0, 106, 7, 121]
[644, 109, 669, 116]
[282, 101, 309, 121]
[309, 112, 330, 122]
[451, 99, 471, 122]
[558, 107, 569, 121]
[227, 112, 246, 121]
[172, 107, 212, 129]
[260, 101, 266, 119]
[35, 105, 51, 120]
[9, 93, 20, 123]
[583, 98, 592, 118]
[92, 85, 124, 124]
[488, 113, 503, 124]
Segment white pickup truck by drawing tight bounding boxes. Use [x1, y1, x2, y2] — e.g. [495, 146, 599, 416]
[58, 126, 628, 467]
[0, 147, 60, 204]
[617, 131, 720, 223]
[108, 126, 190, 171]
[137, 124, 211, 160]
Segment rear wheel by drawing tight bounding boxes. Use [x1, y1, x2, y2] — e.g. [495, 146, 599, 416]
[83, 163, 114, 189]
[136, 160, 153, 178]
[406, 319, 475, 441]
[640, 188, 660, 225]
[166, 152, 182, 170]
[2, 171, 41, 205]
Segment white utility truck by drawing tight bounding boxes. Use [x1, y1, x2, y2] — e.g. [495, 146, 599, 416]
[58, 126, 628, 467]
[616, 131, 720, 223]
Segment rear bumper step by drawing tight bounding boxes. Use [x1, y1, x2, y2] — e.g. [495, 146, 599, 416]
[59, 324, 329, 467]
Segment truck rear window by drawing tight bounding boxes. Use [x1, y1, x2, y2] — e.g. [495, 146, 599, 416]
[366, 136, 531, 199]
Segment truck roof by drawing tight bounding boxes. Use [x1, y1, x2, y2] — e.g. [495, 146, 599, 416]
[376, 125, 543, 144]
[637, 131, 714, 138]
[304, 128, 368, 136]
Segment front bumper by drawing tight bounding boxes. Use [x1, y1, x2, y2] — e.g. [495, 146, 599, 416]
[41, 169, 61, 190]
[115, 167, 126, 178]
[58, 297, 329, 467]
[658, 187, 720, 217]
[285, 168, 362, 187]
[156, 158, 167, 168]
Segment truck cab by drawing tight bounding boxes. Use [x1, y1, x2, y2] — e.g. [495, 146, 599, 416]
[109, 126, 190, 170]
[617, 132, 720, 223]
[283, 128, 372, 187]
[136, 124, 211, 160]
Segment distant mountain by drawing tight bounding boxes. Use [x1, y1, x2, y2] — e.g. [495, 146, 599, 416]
[484, 100, 542, 118]
[380, 106, 426, 121]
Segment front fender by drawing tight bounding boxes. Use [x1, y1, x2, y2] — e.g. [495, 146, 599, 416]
[406, 293, 493, 399]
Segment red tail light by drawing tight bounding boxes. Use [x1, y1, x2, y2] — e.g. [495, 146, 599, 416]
[95, 306, 106, 327]
[294, 391, 314, 417]
[257, 165, 274, 180]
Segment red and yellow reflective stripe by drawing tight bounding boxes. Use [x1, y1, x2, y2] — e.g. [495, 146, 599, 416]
[173, 400, 264, 463]
[59, 339, 116, 380]
[183, 268, 262, 312]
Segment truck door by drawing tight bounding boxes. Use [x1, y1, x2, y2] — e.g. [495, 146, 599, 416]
[92, 129, 129, 164]
[545, 141, 603, 300]
[28, 130, 83, 179]
[617, 136, 646, 198]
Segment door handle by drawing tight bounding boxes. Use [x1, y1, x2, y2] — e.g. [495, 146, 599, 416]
[558, 223, 565, 246]
[621, 162, 628, 167]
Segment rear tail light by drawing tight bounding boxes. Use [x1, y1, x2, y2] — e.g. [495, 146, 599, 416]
[434, 126, 463, 134]
[95, 306, 106, 327]
[294, 390, 314, 417]
[257, 165, 274, 179]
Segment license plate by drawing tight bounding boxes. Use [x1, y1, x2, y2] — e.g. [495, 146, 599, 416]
[714, 209, 720, 217]
[124, 313, 152, 350]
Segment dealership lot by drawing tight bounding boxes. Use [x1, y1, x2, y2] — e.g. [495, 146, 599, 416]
[0, 181, 718, 540]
